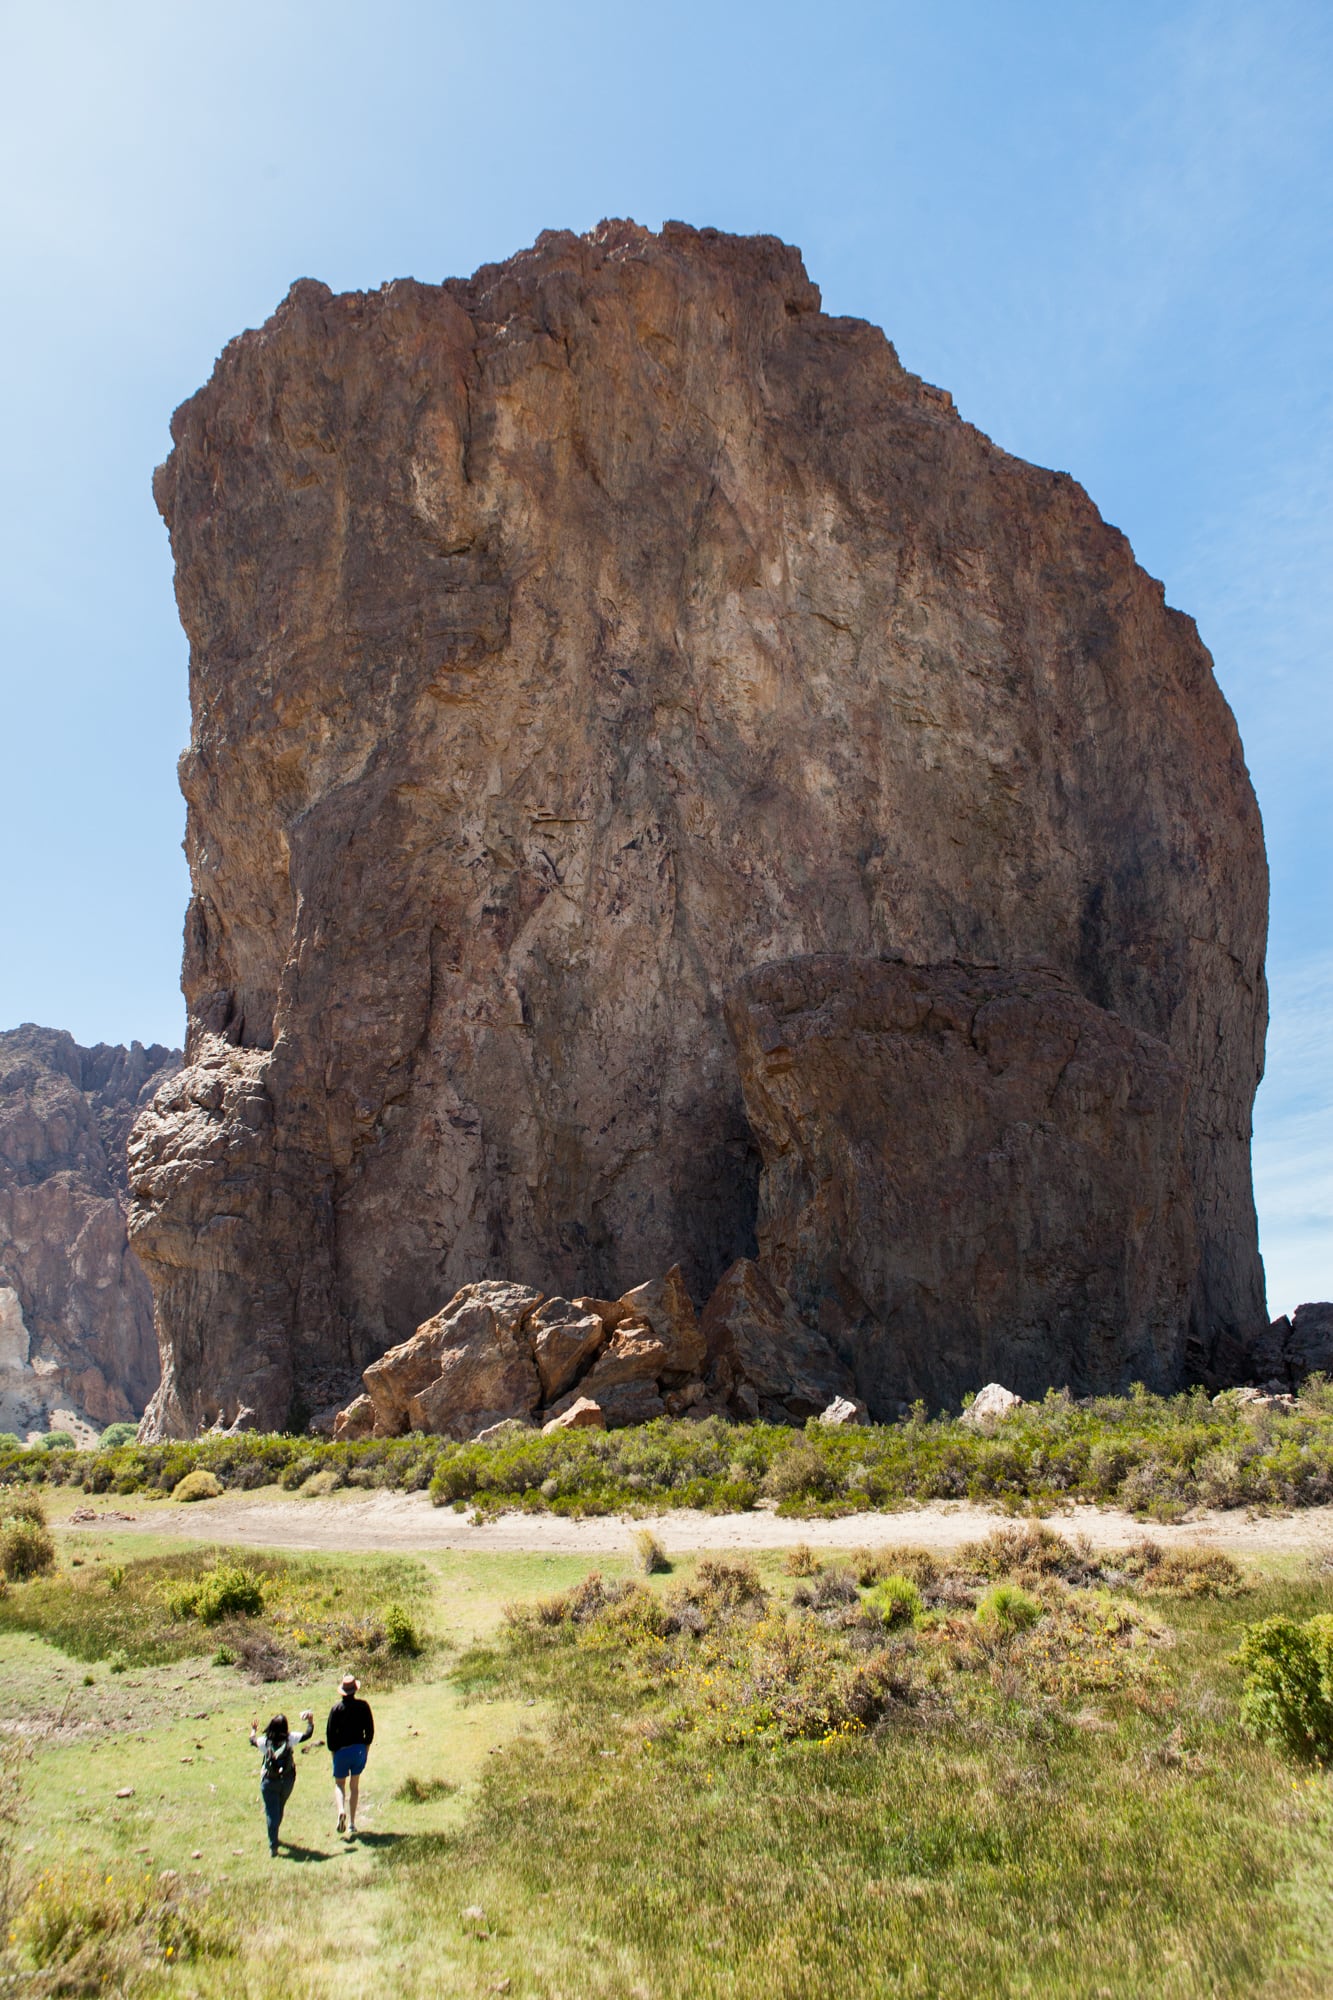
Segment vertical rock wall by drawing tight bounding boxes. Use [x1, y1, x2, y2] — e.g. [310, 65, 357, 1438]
[0, 1025, 178, 1428]
[130, 221, 1267, 1434]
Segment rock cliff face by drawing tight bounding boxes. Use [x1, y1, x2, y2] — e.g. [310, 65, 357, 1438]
[131, 220, 1268, 1435]
[728, 957, 1197, 1411]
[0, 1026, 178, 1430]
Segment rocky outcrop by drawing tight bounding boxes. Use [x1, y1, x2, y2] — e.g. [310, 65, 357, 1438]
[729, 957, 1198, 1413]
[1247, 1303, 1333, 1390]
[0, 1025, 179, 1431]
[700, 1258, 854, 1421]
[132, 219, 1267, 1434]
[346, 1265, 705, 1436]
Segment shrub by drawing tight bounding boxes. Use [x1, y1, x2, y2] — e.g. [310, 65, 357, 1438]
[761, 1441, 837, 1503]
[861, 1574, 923, 1629]
[2, 1491, 53, 1581]
[1234, 1614, 1333, 1762]
[632, 1529, 671, 1575]
[172, 1469, 223, 1502]
[975, 1583, 1043, 1640]
[168, 1561, 265, 1624]
[37, 1431, 76, 1452]
[301, 1468, 343, 1497]
[1120, 1540, 1246, 1598]
[97, 1422, 138, 1450]
[783, 1544, 820, 1577]
[385, 1602, 422, 1655]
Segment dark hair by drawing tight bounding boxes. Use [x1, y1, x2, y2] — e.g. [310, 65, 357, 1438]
[266, 1714, 288, 1745]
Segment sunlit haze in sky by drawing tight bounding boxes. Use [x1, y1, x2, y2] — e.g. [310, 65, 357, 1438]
[0, 0, 1328, 1315]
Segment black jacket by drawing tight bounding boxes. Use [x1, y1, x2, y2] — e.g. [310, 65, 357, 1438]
[325, 1695, 375, 1752]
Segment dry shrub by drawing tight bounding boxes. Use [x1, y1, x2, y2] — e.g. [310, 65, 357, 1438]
[632, 1529, 671, 1575]
[171, 1468, 223, 1502]
[1118, 1539, 1246, 1598]
[783, 1544, 821, 1577]
[957, 1524, 1100, 1587]
[853, 1545, 942, 1591]
[0, 1516, 55, 1583]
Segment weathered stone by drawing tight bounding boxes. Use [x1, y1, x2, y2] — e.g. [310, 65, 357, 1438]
[818, 1396, 869, 1426]
[731, 958, 1198, 1415]
[541, 1396, 605, 1433]
[0, 1026, 179, 1432]
[364, 1281, 542, 1438]
[332, 1394, 375, 1441]
[132, 221, 1267, 1432]
[528, 1299, 607, 1402]
[701, 1258, 854, 1420]
[960, 1383, 1025, 1428]
[577, 1322, 669, 1398]
[616, 1267, 706, 1380]
[594, 1380, 667, 1428]
[1287, 1303, 1333, 1384]
[1248, 1303, 1333, 1389]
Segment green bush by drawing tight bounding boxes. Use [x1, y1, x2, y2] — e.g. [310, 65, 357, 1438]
[976, 1583, 1043, 1640]
[172, 1469, 223, 1502]
[37, 1431, 76, 1452]
[861, 1574, 923, 1629]
[168, 1561, 265, 1624]
[385, 1602, 422, 1655]
[97, 1422, 138, 1450]
[1234, 1614, 1333, 1762]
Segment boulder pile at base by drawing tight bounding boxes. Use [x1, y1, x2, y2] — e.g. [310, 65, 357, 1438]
[333, 1258, 856, 1440]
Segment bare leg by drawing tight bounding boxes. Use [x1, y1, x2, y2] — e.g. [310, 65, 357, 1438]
[348, 1772, 360, 1831]
[334, 1773, 347, 1830]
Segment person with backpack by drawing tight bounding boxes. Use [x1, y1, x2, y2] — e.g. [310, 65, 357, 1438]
[249, 1708, 314, 1856]
[325, 1672, 374, 1837]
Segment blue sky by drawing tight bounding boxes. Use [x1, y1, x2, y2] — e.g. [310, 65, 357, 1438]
[0, 0, 1328, 1314]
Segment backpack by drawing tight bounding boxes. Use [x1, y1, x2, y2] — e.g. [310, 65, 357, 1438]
[262, 1735, 296, 1786]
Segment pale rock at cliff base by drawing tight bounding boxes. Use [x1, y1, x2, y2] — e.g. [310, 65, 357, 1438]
[131, 221, 1268, 1434]
[818, 1397, 870, 1426]
[542, 1396, 605, 1433]
[961, 1384, 1026, 1428]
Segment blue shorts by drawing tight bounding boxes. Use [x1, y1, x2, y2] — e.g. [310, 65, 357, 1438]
[332, 1743, 368, 1780]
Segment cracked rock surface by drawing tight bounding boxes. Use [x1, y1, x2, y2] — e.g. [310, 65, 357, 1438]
[131, 220, 1267, 1434]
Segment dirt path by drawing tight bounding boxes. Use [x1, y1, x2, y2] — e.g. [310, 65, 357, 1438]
[55, 1487, 1333, 1562]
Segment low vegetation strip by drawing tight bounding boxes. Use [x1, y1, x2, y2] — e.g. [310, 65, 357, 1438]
[11, 1383, 1333, 1522]
[0, 1532, 431, 1684]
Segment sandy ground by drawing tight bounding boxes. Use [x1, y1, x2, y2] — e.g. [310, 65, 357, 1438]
[54, 1487, 1333, 1562]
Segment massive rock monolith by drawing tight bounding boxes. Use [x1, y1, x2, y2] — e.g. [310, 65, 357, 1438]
[129, 220, 1268, 1435]
[0, 1026, 178, 1430]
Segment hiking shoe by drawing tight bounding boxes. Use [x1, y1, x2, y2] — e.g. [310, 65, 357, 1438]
[347, 1824, 357, 1838]
[337, 1811, 346, 1834]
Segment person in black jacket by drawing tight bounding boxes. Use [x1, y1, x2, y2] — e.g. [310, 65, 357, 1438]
[326, 1672, 375, 1837]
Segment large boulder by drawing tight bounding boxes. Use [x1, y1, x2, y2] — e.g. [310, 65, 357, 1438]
[729, 957, 1198, 1414]
[0, 1026, 179, 1433]
[130, 220, 1267, 1433]
[701, 1258, 854, 1421]
[363, 1280, 543, 1439]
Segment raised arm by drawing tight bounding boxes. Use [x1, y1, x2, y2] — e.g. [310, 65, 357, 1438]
[294, 1710, 315, 1745]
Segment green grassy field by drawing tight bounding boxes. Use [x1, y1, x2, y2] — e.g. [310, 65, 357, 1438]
[3, 1512, 1333, 1998]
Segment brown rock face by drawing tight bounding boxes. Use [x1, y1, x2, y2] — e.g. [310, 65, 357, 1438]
[701, 1258, 855, 1420]
[729, 958, 1198, 1411]
[132, 219, 1267, 1434]
[0, 1026, 179, 1429]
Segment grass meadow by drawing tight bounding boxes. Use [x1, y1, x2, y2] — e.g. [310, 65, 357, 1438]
[1, 1508, 1332, 1996]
